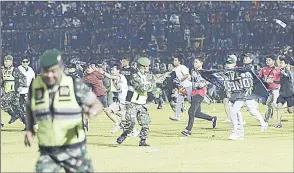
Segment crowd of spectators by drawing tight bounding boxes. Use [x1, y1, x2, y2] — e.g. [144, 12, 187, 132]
[2, 1, 294, 69]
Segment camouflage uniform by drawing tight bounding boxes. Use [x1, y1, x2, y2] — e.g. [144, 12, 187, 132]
[36, 144, 94, 172]
[31, 79, 95, 173]
[117, 57, 154, 146]
[1, 65, 27, 125]
[152, 70, 168, 109]
[26, 50, 97, 172]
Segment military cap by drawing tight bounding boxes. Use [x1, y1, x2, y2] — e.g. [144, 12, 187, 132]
[4, 55, 13, 60]
[137, 57, 150, 66]
[40, 49, 62, 68]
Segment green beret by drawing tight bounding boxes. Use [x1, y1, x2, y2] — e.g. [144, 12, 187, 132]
[4, 55, 13, 60]
[137, 57, 150, 66]
[40, 50, 62, 68]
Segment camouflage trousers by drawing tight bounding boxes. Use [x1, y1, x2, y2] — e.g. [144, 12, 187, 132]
[1, 91, 26, 124]
[36, 144, 94, 173]
[121, 103, 151, 140]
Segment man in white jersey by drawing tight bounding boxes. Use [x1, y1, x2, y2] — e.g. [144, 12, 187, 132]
[18, 57, 35, 109]
[169, 53, 192, 121]
[18, 57, 36, 130]
[102, 66, 128, 133]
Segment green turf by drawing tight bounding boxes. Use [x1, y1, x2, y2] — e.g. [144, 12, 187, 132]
[1, 103, 293, 172]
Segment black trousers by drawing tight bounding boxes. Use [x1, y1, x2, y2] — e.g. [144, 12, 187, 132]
[19, 94, 26, 112]
[186, 95, 214, 131]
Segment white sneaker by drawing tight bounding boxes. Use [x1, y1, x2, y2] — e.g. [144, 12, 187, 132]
[111, 125, 121, 133]
[129, 128, 139, 137]
[228, 133, 244, 140]
[33, 124, 39, 130]
[169, 116, 180, 121]
[261, 123, 268, 131]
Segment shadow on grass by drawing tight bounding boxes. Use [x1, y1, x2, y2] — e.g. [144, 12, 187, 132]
[1, 128, 23, 132]
[87, 142, 139, 147]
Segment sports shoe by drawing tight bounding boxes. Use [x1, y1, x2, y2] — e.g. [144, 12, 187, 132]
[261, 123, 268, 131]
[169, 116, 180, 121]
[212, 117, 218, 128]
[274, 124, 282, 128]
[33, 124, 39, 130]
[228, 132, 244, 140]
[181, 130, 191, 137]
[111, 125, 121, 133]
[128, 128, 139, 137]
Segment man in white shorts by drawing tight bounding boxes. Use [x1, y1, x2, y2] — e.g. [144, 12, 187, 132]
[102, 65, 129, 133]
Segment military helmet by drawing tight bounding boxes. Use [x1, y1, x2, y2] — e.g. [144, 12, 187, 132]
[137, 57, 151, 66]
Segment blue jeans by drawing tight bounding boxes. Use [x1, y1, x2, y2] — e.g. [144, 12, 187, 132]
[98, 95, 108, 108]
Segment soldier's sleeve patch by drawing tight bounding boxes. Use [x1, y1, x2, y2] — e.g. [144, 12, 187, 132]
[35, 88, 44, 100]
[59, 86, 70, 97]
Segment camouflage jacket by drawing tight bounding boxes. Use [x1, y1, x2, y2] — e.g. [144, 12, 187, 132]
[131, 70, 154, 93]
[2, 67, 27, 92]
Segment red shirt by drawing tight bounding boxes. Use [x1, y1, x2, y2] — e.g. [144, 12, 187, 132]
[258, 66, 280, 90]
[192, 87, 207, 97]
[82, 71, 106, 97]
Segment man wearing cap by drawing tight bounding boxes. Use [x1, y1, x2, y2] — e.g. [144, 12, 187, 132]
[222, 54, 238, 123]
[24, 49, 104, 172]
[224, 54, 249, 140]
[116, 57, 154, 146]
[1, 55, 27, 126]
[258, 55, 280, 122]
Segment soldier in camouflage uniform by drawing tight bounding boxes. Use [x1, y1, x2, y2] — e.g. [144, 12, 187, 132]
[116, 57, 154, 146]
[153, 63, 171, 109]
[1, 55, 27, 127]
[24, 50, 104, 172]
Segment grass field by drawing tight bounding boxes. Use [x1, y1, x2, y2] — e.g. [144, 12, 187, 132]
[1, 103, 293, 172]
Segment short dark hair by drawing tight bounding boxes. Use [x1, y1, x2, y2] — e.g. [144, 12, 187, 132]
[121, 56, 129, 61]
[173, 53, 185, 64]
[194, 57, 205, 63]
[279, 56, 289, 64]
[21, 57, 29, 61]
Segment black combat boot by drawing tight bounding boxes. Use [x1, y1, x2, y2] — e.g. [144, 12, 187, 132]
[139, 139, 150, 147]
[117, 132, 128, 144]
[8, 116, 19, 124]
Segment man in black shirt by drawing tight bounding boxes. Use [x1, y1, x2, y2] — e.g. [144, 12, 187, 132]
[120, 57, 135, 85]
[276, 56, 294, 128]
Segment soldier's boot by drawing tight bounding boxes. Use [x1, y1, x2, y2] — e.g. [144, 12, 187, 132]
[8, 116, 19, 124]
[116, 133, 127, 145]
[139, 139, 150, 147]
